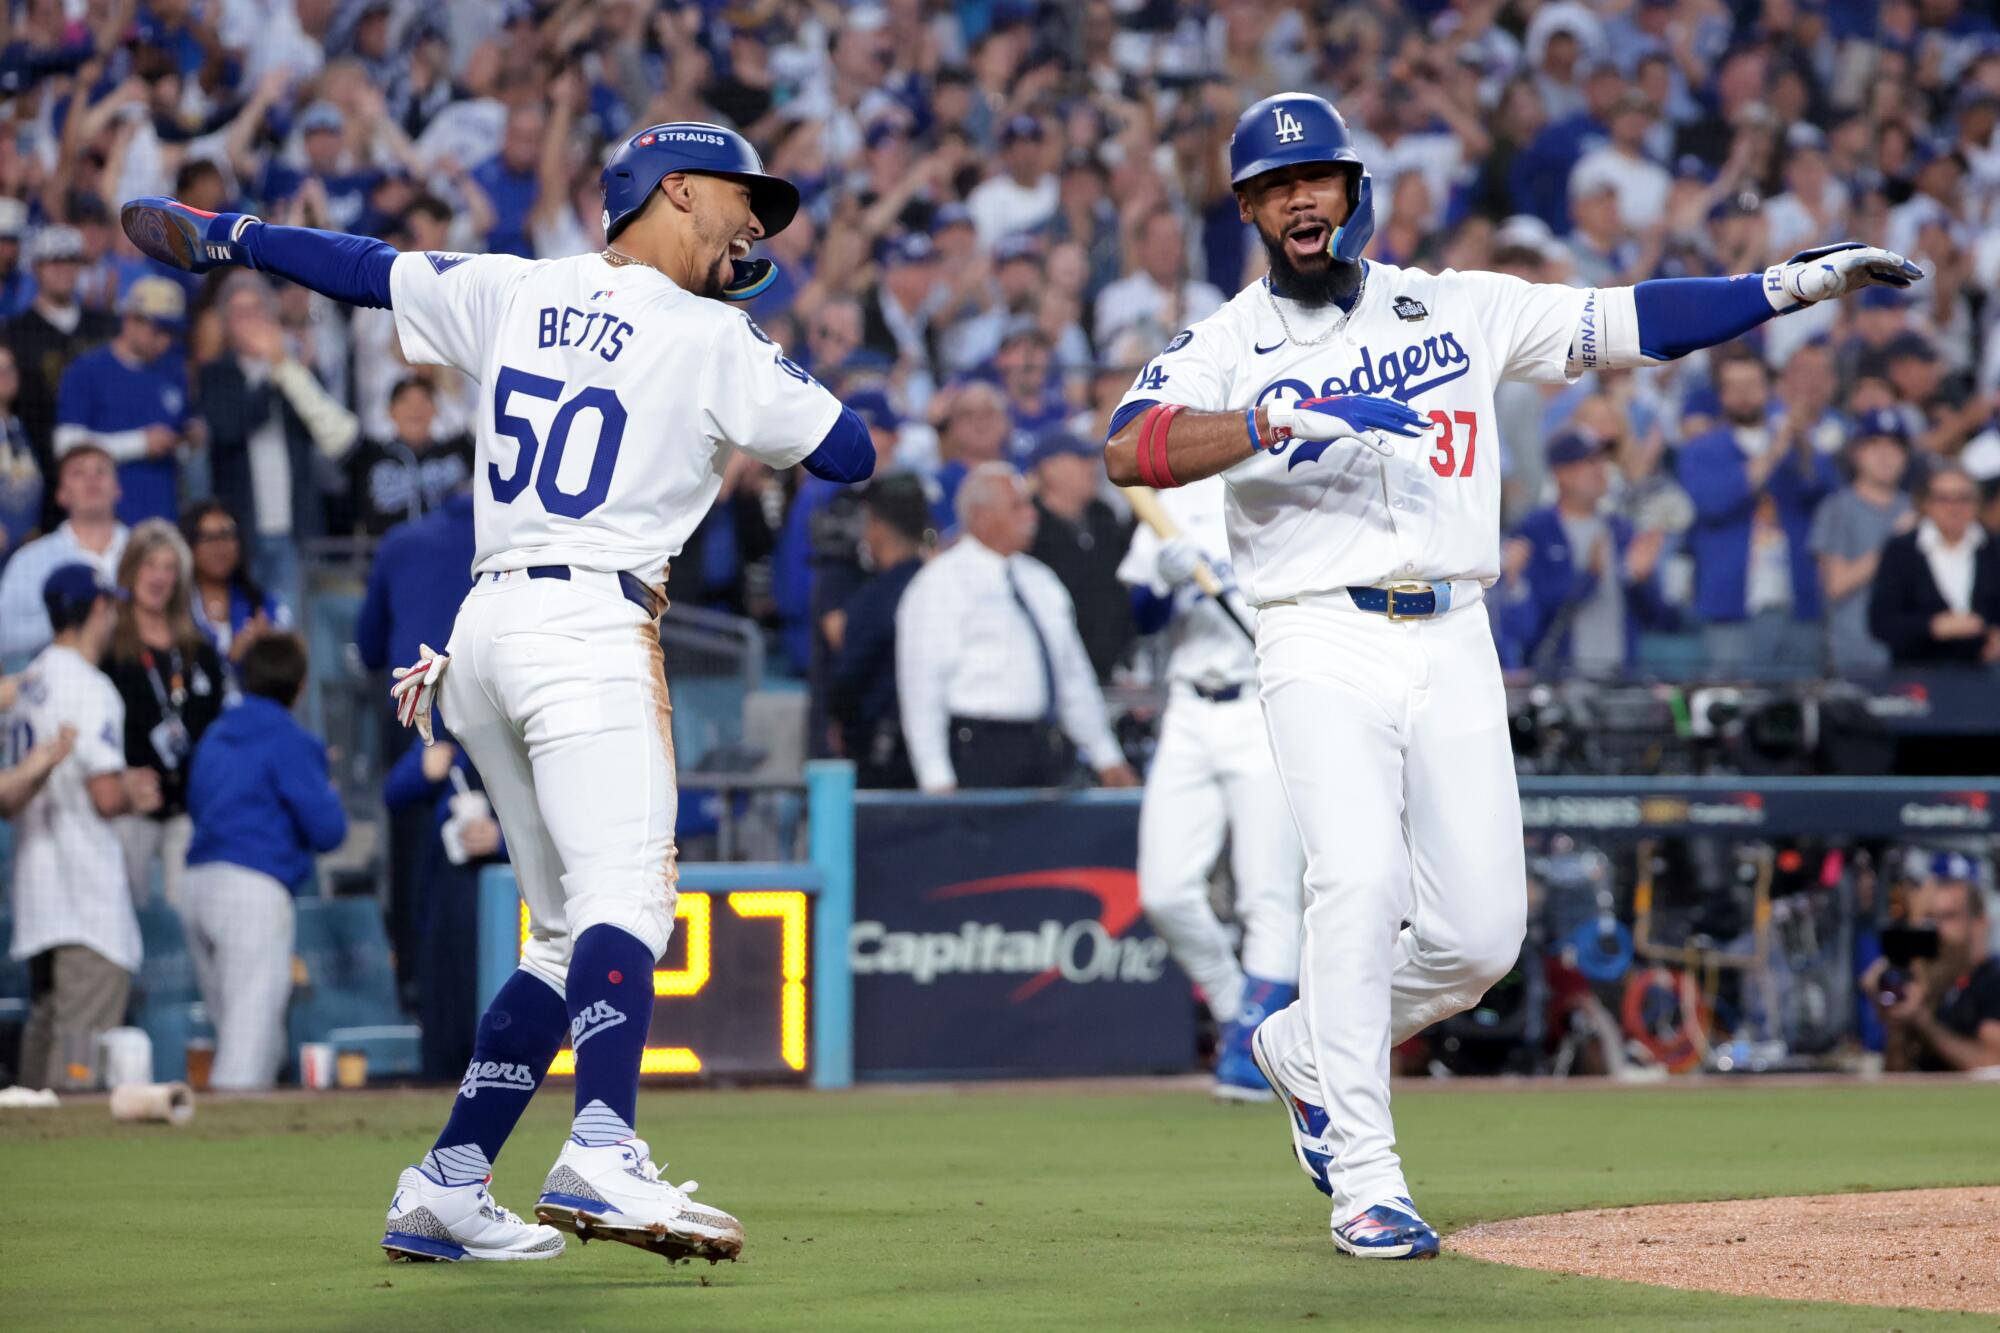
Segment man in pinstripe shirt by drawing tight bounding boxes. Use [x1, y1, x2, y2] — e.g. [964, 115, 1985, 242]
[6, 564, 161, 1088]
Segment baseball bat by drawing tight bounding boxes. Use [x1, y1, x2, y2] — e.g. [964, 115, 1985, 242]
[1122, 486, 1256, 643]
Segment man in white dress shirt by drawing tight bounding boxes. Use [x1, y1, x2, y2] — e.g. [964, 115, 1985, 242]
[896, 462, 1139, 792]
[0, 446, 127, 664]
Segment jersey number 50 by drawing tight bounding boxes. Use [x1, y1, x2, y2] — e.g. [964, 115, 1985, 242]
[490, 366, 628, 518]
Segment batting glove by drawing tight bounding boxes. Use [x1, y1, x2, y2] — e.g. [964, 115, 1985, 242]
[1155, 536, 1203, 588]
[1763, 242, 1924, 314]
[120, 196, 261, 274]
[1265, 394, 1432, 458]
[389, 643, 450, 747]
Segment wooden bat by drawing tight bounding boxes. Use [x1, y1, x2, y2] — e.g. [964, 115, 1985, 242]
[1122, 486, 1255, 643]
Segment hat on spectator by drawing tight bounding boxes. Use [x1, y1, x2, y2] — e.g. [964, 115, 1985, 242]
[864, 113, 912, 151]
[1784, 123, 1828, 153]
[999, 314, 1048, 348]
[121, 276, 187, 330]
[848, 388, 902, 433]
[1545, 432, 1605, 468]
[1673, 153, 1714, 182]
[1706, 190, 1762, 222]
[932, 202, 973, 234]
[1567, 160, 1620, 202]
[1849, 407, 1908, 447]
[999, 115, 1044, 146]
[1857, 286, 1907, 311]
[0, 197, 27, 240]
[877, 232, 935, 267]
[28, 224, 84, 264]
[862, 473, 936, 545]
[1025, 428, 1096, 471]
[1883, 331, 1939, 363]
[1929, 851, 1979, 883]
[992, 233, 1042, 265]
[42, 562, 118, 630]
[299, 100, 345, 135]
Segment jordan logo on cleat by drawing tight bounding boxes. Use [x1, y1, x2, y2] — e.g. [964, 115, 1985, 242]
[570, 1000, 627, 1050]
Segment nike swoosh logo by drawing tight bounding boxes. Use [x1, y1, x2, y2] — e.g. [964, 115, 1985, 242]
[1253, 340, 1286, 355]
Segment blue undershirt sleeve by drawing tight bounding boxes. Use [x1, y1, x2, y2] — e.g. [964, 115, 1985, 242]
[800, 405, 876, 484]
[239, 222, 397, 308]
[1106, 398, 1159, 443]
[1630, 276, 1776, 362]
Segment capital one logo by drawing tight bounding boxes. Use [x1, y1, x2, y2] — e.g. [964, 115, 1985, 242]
[1273, 107, 1305, 144]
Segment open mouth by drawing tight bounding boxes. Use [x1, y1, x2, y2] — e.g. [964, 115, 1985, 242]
[1284, 220, 1330, 261]
[729, 237, 752, 260]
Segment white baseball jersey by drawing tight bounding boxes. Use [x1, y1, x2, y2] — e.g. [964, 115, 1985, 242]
[1116, 265, 1588, 605]
[1115, 475, 1258, 689]
[5, 644, 140, 970]
[390, 250, 843, 583]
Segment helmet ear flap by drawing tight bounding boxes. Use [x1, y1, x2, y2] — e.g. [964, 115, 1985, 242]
[1331, 170, 1375, 266]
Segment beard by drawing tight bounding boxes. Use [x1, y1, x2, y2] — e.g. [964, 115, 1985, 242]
[1259, 226, 1361, 309]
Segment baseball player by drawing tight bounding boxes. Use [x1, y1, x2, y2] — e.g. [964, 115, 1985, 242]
[123, 122, 874, 1265]
[1117, 476, 1302, 1101]
[1103, 91, 1922, 1259]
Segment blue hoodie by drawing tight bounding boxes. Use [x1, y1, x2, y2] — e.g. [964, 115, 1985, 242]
[187, 695, 348, 891]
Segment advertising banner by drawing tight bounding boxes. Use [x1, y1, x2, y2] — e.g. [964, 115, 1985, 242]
[852, 795, 1195, 1079]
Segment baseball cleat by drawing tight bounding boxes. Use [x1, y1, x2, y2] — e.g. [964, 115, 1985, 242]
[119, 196, 257, 273]
[1249, 1019, 1335, 1196]
[1331, 1197, 1441, 1260]
[535, 1137, 744, 1264]
[380, 1165, 566, 1262]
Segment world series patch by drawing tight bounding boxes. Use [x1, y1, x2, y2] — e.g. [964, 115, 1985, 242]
[1392, 296, 1428, 322]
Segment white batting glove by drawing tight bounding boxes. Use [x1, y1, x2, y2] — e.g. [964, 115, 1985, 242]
[389, 643, 450, 747]
[1762, 242, 1924, 313]
[1264, 394, 1432, 458]
[1155, 536, 1203, 588]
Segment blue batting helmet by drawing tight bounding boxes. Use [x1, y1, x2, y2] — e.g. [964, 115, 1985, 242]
[601, 122, 799, 299]
[1229, 92, 1374, 265]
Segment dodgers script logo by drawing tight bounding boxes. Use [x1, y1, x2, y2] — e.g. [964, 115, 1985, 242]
[570, 999, 627, 1050]
[1257, 335, 1473, 469]
[1273, 106, 1305, 143]
[459, 1060, 537, 1099]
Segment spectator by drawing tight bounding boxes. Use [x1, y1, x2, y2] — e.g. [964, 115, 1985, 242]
[0, 447, 127, 664]
[927, 380, 1011, 529]
[859, 233, 940, 377]
[180, 500, 287, 670]
[1677, 349, 1838, 674]
[53, 278, 189, 527]
[896, 462, 1138, 793]
[472, 103, 546, 259]
[1025, 429, 1136, 682]
[991, 320, 1068, 455]
[1501, 434, 1672, 676]
[7, 225, 115, 526]
[1866, 855, 2000, 1072]
[1093, 212, 1225, 351]
[966, 115, 1056, 245]
[7, 563, 161, 1089]
[0, 673, 74, 817]
[200, 276, 360, 614]
[104, 520, 226, 906]
[240, 99, 386, 233]
[345, 376, 473, 538]
[1868, 465, 2000, 667]
[1810, 410, 1915, 676]
[829, 476, 936, 788]
[182, 631, 347, 1090]
[0, 199, 26, 314]
[0, 345, 38, 559]
[1568, 90, 1672, 234]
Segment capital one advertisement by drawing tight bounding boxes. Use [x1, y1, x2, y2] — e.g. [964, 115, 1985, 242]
[852, 795, 1195, 1079]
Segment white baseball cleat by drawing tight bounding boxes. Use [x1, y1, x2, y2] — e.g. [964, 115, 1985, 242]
[535, 1138, 744, 1264]
[380, 1166, 566, 1262]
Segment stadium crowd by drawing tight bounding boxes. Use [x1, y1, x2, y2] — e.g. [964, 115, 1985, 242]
[6, 0, 2000, 1084]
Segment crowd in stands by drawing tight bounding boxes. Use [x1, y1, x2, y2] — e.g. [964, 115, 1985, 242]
[8, 0, 2000, 1082]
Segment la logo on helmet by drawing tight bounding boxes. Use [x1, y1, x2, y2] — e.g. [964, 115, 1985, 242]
[1273, 107, 1305, 144]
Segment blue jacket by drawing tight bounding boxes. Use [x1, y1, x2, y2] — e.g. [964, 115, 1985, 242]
[354, 491, 477, 671]
[1500, 506, 1676, 671]
[55, 344, 188, 525]
[187, 695, 348, 891]
[1675, 429, 1837, 623]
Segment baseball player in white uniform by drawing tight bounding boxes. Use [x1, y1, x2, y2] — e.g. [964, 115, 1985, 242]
[124, 121, 874, 1266]
[1104, 92, 1923, 1259]
[1118, 476, 1302, 1102]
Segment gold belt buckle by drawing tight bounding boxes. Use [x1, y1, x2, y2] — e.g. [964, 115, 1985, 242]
[1384, 582, 1432, 621]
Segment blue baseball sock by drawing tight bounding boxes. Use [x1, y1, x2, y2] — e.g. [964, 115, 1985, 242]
[423, 969, 568, 1186]
[565, 924, 656, 1146]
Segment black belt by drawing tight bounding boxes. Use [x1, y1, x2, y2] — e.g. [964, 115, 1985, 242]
[523, 565, 663, 617]
[1345, 581, 1453, 619]
[1190, 681, 1247, 703]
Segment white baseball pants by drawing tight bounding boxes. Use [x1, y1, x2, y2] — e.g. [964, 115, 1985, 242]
[178, 860, 295, 1090]
[438, 570, 680, 992]
[1251, 594, 1526, 1219]
[1138, 687, 1303, 1021]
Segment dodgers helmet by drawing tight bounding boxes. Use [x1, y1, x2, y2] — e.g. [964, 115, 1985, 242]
[1229, 92, 1374, 266]
[600, 122, 800, 300]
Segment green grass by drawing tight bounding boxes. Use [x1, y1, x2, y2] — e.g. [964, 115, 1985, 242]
[2, 1079, 1995, 1329]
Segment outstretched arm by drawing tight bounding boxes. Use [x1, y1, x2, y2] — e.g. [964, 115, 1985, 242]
[121, 197, 397, 307]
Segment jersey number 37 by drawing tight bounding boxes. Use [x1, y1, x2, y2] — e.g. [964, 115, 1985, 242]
[490, 366, 627, 518]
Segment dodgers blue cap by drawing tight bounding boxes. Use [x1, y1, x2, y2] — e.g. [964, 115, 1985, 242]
[1850, 407, 1908, 446]
[999, 114, 1043, 145]
[1546, 432, 1605, 468]
[1857, 286, 1907, 311]
[1026, 428, 1096, 470]
[877, 232, 935, 267]
[848, 389, 901, 432]
[42, 562, 117, 628]
[1931, 851, 1979, 882]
